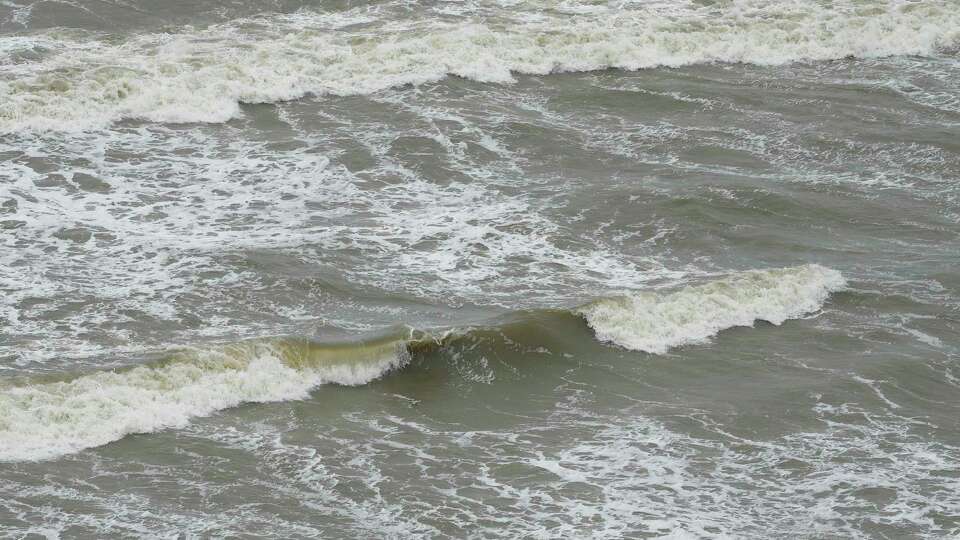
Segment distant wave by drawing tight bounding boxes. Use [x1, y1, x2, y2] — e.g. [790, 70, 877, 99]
[0, 264, 843, 462]
[1, 1, 958, 131]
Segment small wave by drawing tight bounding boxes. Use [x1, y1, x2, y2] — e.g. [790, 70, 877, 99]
[579, 264, 846, 353]
[2, 1, 958, 131]
[0, 265, 843, 461]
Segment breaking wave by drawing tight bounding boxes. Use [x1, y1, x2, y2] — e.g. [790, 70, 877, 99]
[0, 333, 421, 462]
[579, 264, 846, 354]
[0, 264, 843, 461]
[1, 1, 958, 130]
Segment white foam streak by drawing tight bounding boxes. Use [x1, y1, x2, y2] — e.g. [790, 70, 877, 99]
[580, 264, 846, 353]
[0, 341, 407, 462]
[2, 0, 959, 131]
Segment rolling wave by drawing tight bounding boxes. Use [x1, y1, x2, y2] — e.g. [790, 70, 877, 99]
[0, 264, 844, 461]
[1, 1, 958, 131]
[0, 333, 421, 462]
[580, 264, 845, 354]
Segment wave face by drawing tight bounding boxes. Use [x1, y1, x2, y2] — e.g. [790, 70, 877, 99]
[579, 264, 846, 354]
[1, 1, 958, 131]
[0, 334, 415, 462]
[0, 265, 843, 462]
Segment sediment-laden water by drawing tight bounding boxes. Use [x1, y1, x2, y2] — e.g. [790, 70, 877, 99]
[1, 1, 959, 537]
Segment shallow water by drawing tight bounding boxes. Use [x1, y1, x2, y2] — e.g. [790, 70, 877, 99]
[1, 0, 959, 537]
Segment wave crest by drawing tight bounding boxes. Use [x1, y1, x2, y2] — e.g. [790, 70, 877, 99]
[0, 333, 416, 462]
[0, 265, 844, 461]
[579, 264, 846, 354]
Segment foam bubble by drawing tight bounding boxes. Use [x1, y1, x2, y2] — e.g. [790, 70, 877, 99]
[579, 264, 846, 353]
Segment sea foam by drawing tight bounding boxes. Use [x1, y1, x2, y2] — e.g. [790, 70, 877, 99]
[1, 1, 958, 131]
[579, 264, 846, 354]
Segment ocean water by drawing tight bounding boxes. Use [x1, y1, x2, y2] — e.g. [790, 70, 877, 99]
[1, 0, 959, 537]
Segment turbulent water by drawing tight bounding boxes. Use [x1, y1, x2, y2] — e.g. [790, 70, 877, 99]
[1, 0, 959, 537]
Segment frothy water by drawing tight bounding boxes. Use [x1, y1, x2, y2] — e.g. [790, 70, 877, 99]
[2, 0, 959, 537]
[580, 264, 845, 353]
[2, 1, 959, 131]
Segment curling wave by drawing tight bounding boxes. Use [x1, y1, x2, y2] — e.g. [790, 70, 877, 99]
[0, 333, 423, 462]
[2, 1, 958, 131]
[0, 264, 843, 461]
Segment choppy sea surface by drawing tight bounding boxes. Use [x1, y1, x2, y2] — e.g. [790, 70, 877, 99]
[2, 0, 959, 537]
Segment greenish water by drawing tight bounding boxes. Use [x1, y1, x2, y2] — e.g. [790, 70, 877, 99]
[1, 0, 959, 537]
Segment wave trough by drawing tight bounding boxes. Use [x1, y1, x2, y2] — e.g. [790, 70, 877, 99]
[2, 1, 958, 131]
